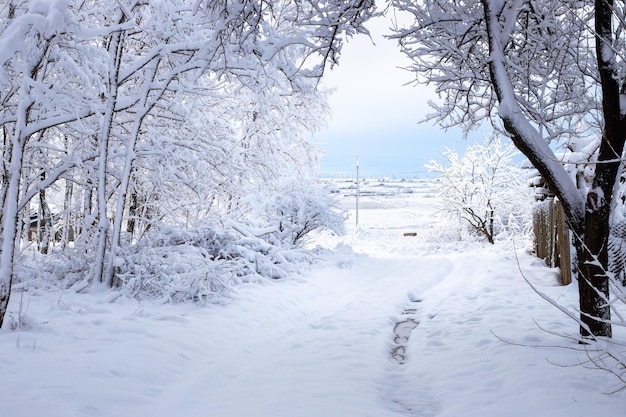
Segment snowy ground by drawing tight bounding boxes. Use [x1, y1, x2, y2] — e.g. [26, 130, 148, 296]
[2, 179, 625, 416]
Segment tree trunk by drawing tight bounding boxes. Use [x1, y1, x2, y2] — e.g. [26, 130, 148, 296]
[0, 28, 49, 327]
[0, 138, 25, 329]
[38, 172, 53, 254]
[572, 0, 626, 339]
[1, 126, 9, 225]
[576, 200, 613, 338]
[61, 175, 74, 248]
[104, 57, 160, 287]
[92, 17, 125, 285]
[126, 184, 138, 238]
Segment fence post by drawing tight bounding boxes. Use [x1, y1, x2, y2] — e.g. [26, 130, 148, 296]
[555, 200, 572, 285]
[533, 197, 555, 265]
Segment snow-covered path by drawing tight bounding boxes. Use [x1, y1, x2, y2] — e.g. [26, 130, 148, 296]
[1, 250, 454, 417]
[2, 183, 625, 416]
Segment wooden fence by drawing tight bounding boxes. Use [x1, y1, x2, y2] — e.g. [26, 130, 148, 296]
[533, 197, 572, 285]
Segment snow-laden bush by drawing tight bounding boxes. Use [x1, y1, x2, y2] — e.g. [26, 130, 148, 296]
[428, 137, 533, 244]
[21, 177, 346, 303]
[21, 218, 314, 303]
[113, 220, 312, 303]
[109, 178, 346, 301]
[251, 177, 347, 247]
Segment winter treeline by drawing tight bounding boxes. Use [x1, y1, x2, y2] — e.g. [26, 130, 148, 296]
[0, 0, 374, 326]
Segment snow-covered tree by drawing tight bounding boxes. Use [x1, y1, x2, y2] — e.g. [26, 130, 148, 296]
[0, 0, 101, 331]
[0, 0, 376, 328]
[428, 138, 531, 244]
[252, 177, 346, 247]
[391, 0, 624, 339]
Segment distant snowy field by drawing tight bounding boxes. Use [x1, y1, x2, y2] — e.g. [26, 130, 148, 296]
[1, 178, 625, 417]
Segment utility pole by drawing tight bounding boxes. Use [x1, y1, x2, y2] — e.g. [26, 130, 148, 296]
[356, 155, 360, 228]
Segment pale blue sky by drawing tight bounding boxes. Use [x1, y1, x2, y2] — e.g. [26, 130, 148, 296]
[313, 16, 479, 177]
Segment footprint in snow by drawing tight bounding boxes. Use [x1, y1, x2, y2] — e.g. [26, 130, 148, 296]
[390, 299, 422, 364]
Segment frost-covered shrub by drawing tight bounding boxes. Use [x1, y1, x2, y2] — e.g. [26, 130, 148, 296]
[26, 219, 312, 303]
[253, 177, 347, 247]
[428, 137, 533, 244]
[26, 176, 346, 302]
[114, 220, 312, 302]
[109, 177, 346, 301]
